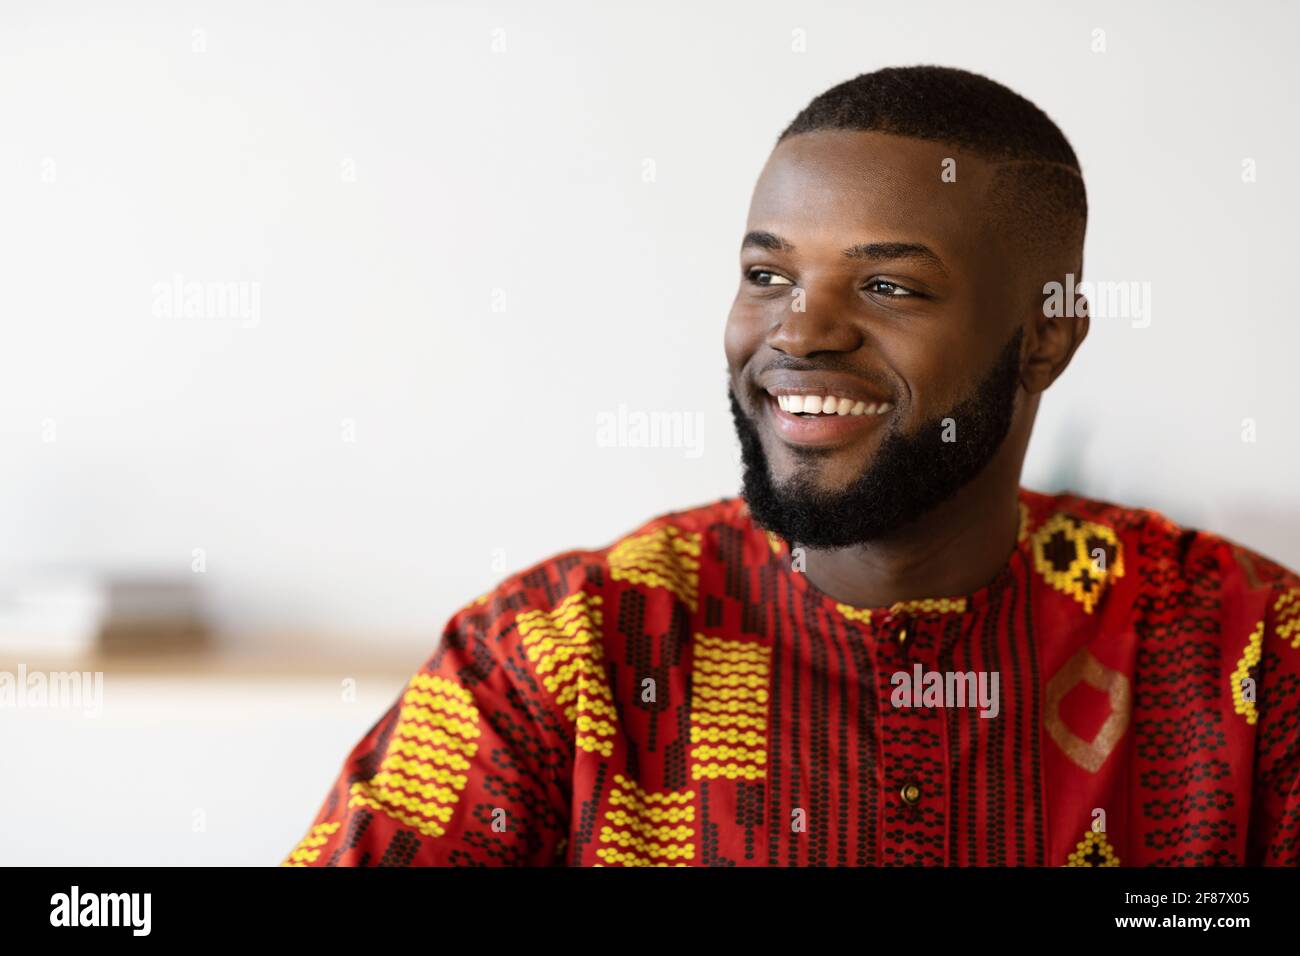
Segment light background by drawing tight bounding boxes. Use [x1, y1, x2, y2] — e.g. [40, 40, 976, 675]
[1, 0, 1296, 864]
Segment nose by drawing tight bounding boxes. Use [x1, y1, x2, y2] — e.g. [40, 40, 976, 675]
[765, 285, 864, 357]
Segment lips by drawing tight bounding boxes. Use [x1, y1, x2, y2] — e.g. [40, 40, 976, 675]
[757, 375, 895, 448]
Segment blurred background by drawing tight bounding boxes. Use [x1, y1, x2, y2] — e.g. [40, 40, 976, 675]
[1, 0, 1296, 864]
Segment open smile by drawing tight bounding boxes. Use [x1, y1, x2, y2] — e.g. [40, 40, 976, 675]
[763, 388, 893, 448]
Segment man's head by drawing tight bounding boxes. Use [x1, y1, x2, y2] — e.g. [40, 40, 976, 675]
[725, 65, 1090, 548]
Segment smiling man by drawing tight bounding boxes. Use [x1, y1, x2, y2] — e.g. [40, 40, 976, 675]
[286, 66, 1300, 867]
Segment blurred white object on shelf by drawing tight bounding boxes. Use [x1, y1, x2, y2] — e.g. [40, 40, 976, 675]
[0, 572, 206, 657]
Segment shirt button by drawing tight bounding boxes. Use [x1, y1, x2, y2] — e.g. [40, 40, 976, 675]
[895, 614, 911, 645]
[900, 781, 922, 806]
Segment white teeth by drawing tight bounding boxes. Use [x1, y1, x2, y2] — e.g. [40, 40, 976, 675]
[772, 392, 892, 417]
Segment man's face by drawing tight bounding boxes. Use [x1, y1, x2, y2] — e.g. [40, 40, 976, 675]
[724, 130, 1027, 547]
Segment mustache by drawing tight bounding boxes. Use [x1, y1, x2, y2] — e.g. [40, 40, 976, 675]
[748, 357, 896, 399]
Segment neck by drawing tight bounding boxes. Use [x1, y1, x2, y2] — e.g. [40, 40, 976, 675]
[800, 457, 1023, 609]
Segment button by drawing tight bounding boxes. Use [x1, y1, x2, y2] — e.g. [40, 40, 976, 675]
[895, 613, 911, 645]
[900, 781, 921, 806]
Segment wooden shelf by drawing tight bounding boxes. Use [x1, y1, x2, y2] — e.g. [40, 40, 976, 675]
[0, 638, 423, 679]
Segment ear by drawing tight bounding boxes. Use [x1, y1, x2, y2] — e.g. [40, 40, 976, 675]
[1021, 289, 1089, 394]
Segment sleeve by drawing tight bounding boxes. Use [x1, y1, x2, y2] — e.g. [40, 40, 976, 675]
[1246, 576, 1300, 865]
[281, 584, 577, 866]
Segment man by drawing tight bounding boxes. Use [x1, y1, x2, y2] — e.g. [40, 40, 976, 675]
[285, 66, 1299, 867]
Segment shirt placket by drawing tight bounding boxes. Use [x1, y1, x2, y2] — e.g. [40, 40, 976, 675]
[874, 607, 949, 866]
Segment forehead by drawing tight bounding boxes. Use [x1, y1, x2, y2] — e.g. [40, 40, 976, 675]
[747, 130, 996, 260]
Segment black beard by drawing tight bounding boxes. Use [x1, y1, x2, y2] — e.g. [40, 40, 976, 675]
[729, 328, 1023, 549]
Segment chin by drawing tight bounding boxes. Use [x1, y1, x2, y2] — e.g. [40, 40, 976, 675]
[770, 443, 873, 481]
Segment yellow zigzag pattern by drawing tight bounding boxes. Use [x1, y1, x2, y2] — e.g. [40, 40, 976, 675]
[347, 673, 480, 839]
[595, 773, 695, 866]
[834, 595, 969, 627]
[835, 603, 873, 624]
[690, 634, 771, 782]
[1273, 587, 1300, 650]
[608, 524, 702, 612]
[1231, 620, 1264, 726]
[516, 591, 617, 757]
[282, 821, 341, 866]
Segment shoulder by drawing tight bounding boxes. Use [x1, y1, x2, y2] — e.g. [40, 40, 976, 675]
[436, 495, 748, 641]
[1019, 486, 1300, 623]
[420, 497, 748, 751]
[1021, 486, 1175, 543]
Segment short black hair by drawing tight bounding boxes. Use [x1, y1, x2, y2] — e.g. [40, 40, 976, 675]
[779, 65, 1087, 276]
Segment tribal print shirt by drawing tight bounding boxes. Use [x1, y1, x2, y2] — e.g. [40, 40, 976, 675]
[284, 487, 1300, 867]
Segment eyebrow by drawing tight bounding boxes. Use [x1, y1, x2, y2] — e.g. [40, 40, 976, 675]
[741, 231, 949, 275]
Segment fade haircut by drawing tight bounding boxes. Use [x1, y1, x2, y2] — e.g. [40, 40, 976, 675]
[778, 65, 1087, 281]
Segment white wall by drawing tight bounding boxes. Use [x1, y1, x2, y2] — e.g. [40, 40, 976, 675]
[0, 669, 409, 865]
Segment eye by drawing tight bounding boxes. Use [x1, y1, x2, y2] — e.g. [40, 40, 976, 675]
[746, 268, 795, 287]
[864, 278, 917, 297]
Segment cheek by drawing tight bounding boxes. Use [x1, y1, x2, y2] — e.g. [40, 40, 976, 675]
[723, 303, 765, 373]
[887, 339, 968, 425]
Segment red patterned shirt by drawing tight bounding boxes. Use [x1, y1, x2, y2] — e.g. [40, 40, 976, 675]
[284, 487, 1300, 866]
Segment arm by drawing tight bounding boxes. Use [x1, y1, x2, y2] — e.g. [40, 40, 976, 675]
[283, 589, 575, 866]
[1246, 579, 1300, 865]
